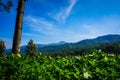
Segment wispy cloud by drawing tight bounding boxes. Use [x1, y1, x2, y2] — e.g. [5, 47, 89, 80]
[24, 15, 83, 43]
[23, 15, 120, 44]
[80, 15, 120, 38]
[50, 0, 77, 23]
[22, 32, 39, 37]
[25, 16, 53, 29]
[24, 15, 56, 35]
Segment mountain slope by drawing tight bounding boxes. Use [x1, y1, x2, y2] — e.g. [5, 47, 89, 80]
[6, 34, 120, 54]
[75, 34, 120, 46]
[39, 34, 120, 52]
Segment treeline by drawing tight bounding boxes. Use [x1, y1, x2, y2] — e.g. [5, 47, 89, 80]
[40, 41, 120, 57]
[1, 39, 120, 57]
[0, 39, 38, 57]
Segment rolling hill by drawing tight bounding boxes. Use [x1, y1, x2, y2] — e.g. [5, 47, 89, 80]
[6, 34, 120, 54]
[38, 34, 120, 52]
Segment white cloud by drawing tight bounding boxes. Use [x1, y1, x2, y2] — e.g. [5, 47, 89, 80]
[50, 0, 77, 23]
[22, 32, 39, 37]
[82, 24, 103, 38]
[25, 16, 53, 29]
[24, 15, 56, 35]
[80, 15, 120, 38]
[23, 15, 120, 44]
[24, 15, 83, 43]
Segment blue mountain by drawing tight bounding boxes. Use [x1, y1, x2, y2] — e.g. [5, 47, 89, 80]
[6, 34, 120, 53]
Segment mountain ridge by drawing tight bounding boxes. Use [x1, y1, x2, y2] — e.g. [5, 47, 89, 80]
[38, 34, 120, 53]
[6, 34, 120, 53]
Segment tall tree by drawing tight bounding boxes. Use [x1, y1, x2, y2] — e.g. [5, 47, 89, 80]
[12, 0, 26, 54]
[0, 0, 26, 54]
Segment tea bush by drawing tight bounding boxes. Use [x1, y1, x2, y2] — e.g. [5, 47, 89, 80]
[0, 51, 120, 80]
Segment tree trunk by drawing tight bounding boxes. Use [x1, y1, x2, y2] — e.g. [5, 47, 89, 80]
[12, 0, 25, 54]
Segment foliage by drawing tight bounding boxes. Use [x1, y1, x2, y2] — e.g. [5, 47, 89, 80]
[26, 39, 38, 57]
[0, 51, 120, 79]
[0, 40, 6, 56]
[0, 0, 13, 12]
[39, 41, 120, 56]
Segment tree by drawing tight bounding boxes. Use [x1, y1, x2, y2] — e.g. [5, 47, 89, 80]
[12, 0, 27, 54]
[26, 39, 38, 57]
[0, 40, 6, 56]
[0, 0, 26, 54]
[0, 0, 13, 13]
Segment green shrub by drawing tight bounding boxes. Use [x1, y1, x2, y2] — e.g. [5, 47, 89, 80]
[0, 51, 120, 79]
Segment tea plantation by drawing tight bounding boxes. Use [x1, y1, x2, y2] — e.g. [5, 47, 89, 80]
[0, 51, 120, 80]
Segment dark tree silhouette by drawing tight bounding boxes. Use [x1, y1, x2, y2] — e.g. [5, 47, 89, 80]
[0, 0, 13, 12]
[0, 40, 6, 56]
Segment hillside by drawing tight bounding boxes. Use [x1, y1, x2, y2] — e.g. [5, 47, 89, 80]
[6, 34, 120, 54]
[38, 34, 120, 53]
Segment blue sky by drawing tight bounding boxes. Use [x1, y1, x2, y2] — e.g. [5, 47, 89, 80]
[0, 0, 120, 49]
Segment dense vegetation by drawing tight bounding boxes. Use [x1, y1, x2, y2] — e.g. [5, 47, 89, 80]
[0, 51, 120, 80]
[39, 41, 120, 57]
[1, 38, 120, 79]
